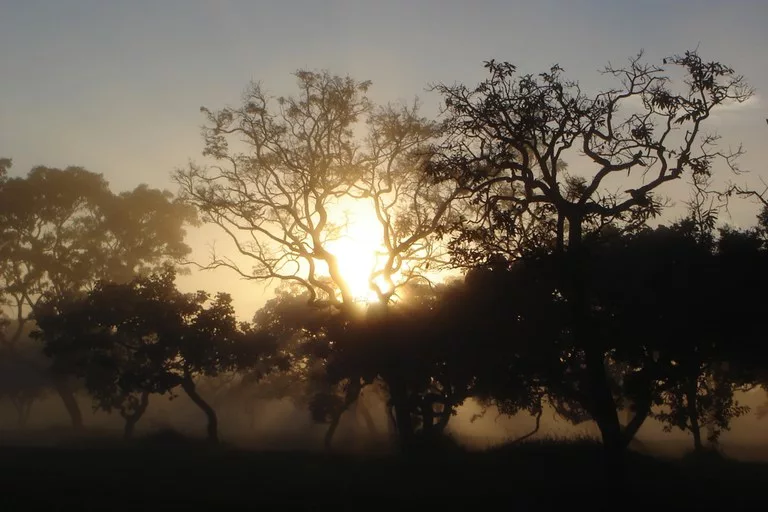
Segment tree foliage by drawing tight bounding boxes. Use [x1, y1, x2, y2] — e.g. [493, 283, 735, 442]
[0, 161, 197, 429]
[424, 50, 752, 470]
[174, 70, 459, 307]
[429, 50, 752, 261]
[0, 164, 197, 344]
[3, 52, 766, 481]
[34, 268, 276, 440]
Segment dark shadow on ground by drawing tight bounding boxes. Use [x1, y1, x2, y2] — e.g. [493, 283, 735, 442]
[1, 431, 766, 509]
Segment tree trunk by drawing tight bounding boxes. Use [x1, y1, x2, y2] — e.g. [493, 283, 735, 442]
[420, 395, 452, 440]
[435, 403, 452, 434]
[621, 367, 654, 447]
[588, 352, 626, 479]
[567, 215, 626, 480]
[421, 399, 434, 437]
[124, 417, 138, 440]
[53, 377, 83, 430]
[181, 375, 218, 444]
[556, 212, 565, 254]
[388, 382, 414, 452]
[394, 402, 414, 452]
[386, 403, 397, 438]
[324, 412, 342, 450]
[122, 391, 150, 440]
[622, 400, 651, 448]
[686, 380, 703, 452]
[509, 409, 543, 445]
[324, 379, 362, 450]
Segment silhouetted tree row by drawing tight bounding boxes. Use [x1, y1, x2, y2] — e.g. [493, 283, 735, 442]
[33, 268, 278, 442]
[2, 50, 765, 486]
[0, 162, 197, 429]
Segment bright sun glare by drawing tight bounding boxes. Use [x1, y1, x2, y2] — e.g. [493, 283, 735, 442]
[324, 200, 389, 303]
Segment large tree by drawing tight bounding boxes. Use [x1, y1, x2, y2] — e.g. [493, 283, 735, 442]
[588, 220, 758, 452]
[427, 50, 752, 474]
[174, 70, 463, 449]
[34, 268, 275, 441]
[174, 71, 457, 307]
[0, 162, 197, 428]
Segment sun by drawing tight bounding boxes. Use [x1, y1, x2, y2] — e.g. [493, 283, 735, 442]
[324, 199, 389, 303]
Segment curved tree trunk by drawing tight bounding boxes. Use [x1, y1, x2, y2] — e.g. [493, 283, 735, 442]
[122, 391, 150, 440]
[324, 379, 362, 450]
[509, 408, 543, 445]
[181, 374, 218, 444]
[623, 403, 651, 448]
[621, 367, 654, 448]
[53, 377, 83, 430]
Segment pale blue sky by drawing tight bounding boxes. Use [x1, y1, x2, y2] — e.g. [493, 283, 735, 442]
[2, 0, 767, 315]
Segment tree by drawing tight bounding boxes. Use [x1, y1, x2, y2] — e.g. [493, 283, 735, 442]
[316, 282, 479, 450]
[34, 268, 275, 442]
[449, 218, 758, 456]
[247, 285, 348, 443]
[590, 220, 755, 452]
[0, 163, 197, 428]
[0, 325, 49, 427]
[427, 50, 752, 474]
[247, 281, 477, 452]
[174, 70, 462, 449]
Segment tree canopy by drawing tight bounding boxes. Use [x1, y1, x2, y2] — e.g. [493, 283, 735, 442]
[34, 268, 277, 441]
[0, 164, 197, 343]
[174, 70, 461, 308]
[5, 51, 767, 492]
[0, 161, 198, 428]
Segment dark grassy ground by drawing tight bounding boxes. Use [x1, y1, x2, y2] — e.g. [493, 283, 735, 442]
[1, 431, 766, 510]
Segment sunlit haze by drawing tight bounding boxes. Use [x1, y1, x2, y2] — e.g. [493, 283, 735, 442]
[2, 1, 766, 317]
[5, 2, 768, 507]
[324, 199, 388, 303]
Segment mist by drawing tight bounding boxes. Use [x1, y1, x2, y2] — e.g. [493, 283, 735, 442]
[4, 1, 768, 507]
[6, 378, 768, 462]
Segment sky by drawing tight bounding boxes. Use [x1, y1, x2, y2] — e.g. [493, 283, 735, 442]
[1, 0, 767, 318]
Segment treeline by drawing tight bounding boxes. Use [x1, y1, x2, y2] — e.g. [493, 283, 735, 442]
[0, 50, 764, 479]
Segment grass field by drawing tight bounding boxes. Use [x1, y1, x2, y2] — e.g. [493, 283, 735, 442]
[1, 431, 766, 509]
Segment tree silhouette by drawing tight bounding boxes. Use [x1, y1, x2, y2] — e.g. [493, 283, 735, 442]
[34, 268, 275, 442]
[174, 70, 463, 449]
[248, 284, 343, 443]
[0, 323, 49, 427]
[323, 283, 478, 450]
[589, 221, 752, 452]
[248, 285, 388, 449]
[0, 163, 196, 428]
[427, 50, 752, 475]
[174, 71, 454, 307]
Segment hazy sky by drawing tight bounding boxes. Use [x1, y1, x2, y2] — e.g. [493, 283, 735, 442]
[2, 0, 767, 317]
